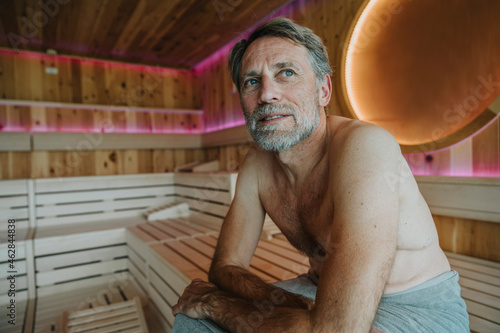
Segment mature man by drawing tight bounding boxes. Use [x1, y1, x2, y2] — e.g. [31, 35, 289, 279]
[172, 18, 469, 332]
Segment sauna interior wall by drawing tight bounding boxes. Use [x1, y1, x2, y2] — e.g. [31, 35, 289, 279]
[1, 0, 499, 261]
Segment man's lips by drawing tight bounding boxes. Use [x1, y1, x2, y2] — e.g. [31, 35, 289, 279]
[258, 114, 291, 122]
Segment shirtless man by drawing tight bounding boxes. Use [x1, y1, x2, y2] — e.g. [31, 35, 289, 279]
[172, 18, 469, 332]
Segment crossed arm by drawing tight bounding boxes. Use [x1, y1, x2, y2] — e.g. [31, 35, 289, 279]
[173, 128, 401, 332]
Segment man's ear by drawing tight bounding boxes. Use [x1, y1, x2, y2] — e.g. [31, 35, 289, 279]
[319, 74, 332, 107]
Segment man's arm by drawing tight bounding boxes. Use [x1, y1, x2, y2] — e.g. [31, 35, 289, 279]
[310, 125, 401, 331]
[208, 147, 313, 309]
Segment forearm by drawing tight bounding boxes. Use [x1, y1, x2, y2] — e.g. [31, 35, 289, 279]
[209, 264, 314, 310]
[205, 290, 312, 333]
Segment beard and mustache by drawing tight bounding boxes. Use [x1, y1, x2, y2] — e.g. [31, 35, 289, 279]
[242, 96, 321, 152]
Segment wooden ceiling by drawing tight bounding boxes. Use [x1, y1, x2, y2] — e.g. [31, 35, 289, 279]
[0, 0, 292, 69]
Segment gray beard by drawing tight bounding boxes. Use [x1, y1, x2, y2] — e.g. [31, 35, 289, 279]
[243, 101, 320, 152]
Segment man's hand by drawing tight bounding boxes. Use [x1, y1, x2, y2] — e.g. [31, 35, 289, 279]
[172, 278, 219, 319]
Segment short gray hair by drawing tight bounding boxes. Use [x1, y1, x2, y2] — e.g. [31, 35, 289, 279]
[229, 17, 332, 92]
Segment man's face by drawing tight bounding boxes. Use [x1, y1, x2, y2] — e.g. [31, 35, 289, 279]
[239, 37, 321, 151]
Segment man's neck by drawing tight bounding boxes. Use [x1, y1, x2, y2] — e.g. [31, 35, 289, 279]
[274, 115, 330, 186]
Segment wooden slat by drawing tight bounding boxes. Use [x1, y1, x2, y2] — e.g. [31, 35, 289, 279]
[147, 247, 191, 293]
[36, 259, 128, 287]
[35, 210, 144, 228]
[36, 187, 174, 205]
[464, 299, 500, 326]
[34, 228, 127, 256]
[176, 186, 232, 205]
[416, 176, 500, 223]
[461, 288, 500, 310]
[34, 132, 203, 150]
[0, 179, 29, 196]
[0, 132, 31, 151]
[469, 314, 500, 333]
[149, 243, 206, 282]
[36, 245, 127, 271]
[35, 173, 175, 192]
[158, 219, 211, 237]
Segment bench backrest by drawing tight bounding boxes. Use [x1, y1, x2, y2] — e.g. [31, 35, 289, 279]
[415, 176, 500, 223]
[34, 174, 176, 228]
[174, 172, 238, 229]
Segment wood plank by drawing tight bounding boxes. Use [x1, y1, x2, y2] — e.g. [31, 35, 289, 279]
[461, 288, 500, 310]
[257, 239, 309, 266]
[137, 223, 177, 242]
[176, 186, 232, 205]
[36, 197, 173, 218]
[0, 179, 29, 195]
[469, 314, 500, 333]
[465, 299, 500, 325]
[158, 219, 211, 237]
[147, 248, 191, 294]
[36, 186, 175, 205]
[35, 173, 175, 192]
[36, 259, 128, 287]
[34, 132, 203, 150]
[253, 247, 309, 276]
[165, 241, 212, 273]
[36, 245, 127, 271]
[149, 243, 206, 282]
[0, 132, 31, 151]
[34, 228, 127, 256]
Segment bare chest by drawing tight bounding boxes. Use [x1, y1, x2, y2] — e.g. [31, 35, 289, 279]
[261, 177, 333, 258]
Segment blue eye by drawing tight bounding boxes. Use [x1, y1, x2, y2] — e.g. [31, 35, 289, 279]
[246, 79, 258, 86]
[284, 70, 294, 77]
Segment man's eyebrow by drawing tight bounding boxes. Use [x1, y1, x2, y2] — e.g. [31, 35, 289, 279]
[274, 61, 300, 70]
[241, 70, 259, 80]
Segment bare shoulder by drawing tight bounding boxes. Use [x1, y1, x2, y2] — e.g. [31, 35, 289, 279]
[236, 144, 275, 192]
[326, 116, 402, 183]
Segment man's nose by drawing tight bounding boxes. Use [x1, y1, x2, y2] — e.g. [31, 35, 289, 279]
[258, 76, 281, 105]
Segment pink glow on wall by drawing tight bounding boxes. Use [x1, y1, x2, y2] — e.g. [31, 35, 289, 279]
[0, 48, 187, 74]
[1, 125, 203, 135]
[204, 119, 247, 133]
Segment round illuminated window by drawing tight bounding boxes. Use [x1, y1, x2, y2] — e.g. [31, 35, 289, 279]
[341, 0, 500, 152]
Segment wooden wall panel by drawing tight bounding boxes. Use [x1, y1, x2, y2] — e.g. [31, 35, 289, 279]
[0, 51, 202, 133]
[434, 215, 500, 262]
[0, 52, 202, 108]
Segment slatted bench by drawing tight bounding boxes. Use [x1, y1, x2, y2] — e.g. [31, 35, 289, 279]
[30, 173, 179, 332]
[62, 296, 149, 333]
[32, 173, 175, 298]
[141, 232, 310, 330]
[446, 252, 500, 333]
[35, 274, 145, 332]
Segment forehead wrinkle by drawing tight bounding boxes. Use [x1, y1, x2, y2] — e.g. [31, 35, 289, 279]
[239, 37, 310, 84]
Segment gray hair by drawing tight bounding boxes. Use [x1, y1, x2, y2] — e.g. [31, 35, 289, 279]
[229, 17, 332, 92]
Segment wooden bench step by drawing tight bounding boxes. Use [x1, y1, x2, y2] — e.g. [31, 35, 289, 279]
[63, 297, 149, 333]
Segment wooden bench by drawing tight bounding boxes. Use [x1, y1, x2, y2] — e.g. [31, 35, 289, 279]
[446, 252, 500, 333]
[141, 232, 309, 330]
[32, 173, 175, 297]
